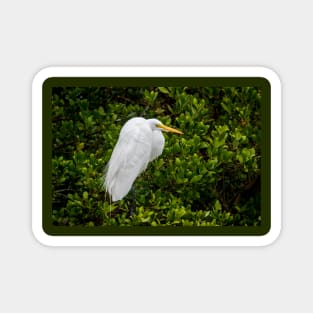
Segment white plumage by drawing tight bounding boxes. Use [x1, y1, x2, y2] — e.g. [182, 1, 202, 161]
[104, 117, 182, 201]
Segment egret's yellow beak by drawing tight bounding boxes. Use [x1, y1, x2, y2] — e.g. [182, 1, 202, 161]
[157, 124, 183, 135]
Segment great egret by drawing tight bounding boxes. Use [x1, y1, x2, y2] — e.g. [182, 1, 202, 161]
[104, 117, 183, 202]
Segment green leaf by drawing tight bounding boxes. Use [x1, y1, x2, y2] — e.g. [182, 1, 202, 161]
[158, 87, 169, 94]
[221, 101, 231, 114]
[214, 200, 222, 211]
[190, 175, 203, 184]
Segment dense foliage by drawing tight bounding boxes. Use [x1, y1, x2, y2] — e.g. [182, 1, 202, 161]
[51, 86, 261, 227]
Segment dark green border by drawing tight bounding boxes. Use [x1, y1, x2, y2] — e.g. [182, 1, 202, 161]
[43, 77, 271, 236]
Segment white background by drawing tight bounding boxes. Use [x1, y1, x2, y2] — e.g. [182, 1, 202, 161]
[0, 0, 310, 312]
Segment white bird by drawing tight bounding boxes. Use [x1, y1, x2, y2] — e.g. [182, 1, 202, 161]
[104, 117, 183, 201]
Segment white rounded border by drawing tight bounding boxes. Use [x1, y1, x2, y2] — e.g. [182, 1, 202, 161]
[32, 66, 281, 246]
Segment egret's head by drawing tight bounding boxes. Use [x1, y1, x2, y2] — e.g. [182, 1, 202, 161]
[148, 118, 183, 135]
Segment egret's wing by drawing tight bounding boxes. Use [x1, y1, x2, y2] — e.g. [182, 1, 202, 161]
[104, 119, 152, 201]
